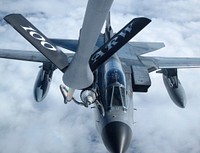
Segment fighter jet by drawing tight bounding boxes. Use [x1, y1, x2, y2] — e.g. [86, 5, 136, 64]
[1, 0, 200, 152]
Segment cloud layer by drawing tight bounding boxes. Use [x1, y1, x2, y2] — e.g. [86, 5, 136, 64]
[0, 0, 200, 153]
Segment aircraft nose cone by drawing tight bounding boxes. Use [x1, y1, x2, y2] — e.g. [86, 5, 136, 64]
[101, 121, 132, 153]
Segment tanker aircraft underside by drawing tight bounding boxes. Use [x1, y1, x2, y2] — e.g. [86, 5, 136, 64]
[1, 0, 200, 153]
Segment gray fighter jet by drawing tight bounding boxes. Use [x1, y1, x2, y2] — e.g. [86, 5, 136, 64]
[1, 0, 200, 152]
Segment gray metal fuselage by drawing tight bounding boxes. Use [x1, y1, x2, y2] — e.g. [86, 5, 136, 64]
[94, 52, 133, 153]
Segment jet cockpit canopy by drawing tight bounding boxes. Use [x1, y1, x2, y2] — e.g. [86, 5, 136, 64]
[105, 69, 127, 111]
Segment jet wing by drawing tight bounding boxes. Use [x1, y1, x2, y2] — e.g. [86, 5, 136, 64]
[118, 42, 200, 72]
[0, 48, 74, 64]
[139, 56, 200, 72]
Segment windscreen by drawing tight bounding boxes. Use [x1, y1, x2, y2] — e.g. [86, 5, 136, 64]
[105, 69, 127, 110]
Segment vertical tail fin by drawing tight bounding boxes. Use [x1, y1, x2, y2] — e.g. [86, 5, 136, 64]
[105, 12, 113, 41]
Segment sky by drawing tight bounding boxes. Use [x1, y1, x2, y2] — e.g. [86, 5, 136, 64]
[0, 0, 200, 153]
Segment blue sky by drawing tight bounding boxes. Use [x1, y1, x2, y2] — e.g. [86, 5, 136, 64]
[0, 0, 200, 153]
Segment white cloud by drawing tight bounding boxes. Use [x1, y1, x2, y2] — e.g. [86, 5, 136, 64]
[0, 0, 200, 153]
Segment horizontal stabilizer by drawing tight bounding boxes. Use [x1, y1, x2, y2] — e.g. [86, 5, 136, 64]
[49, 39, 78, 52]
[49, 35, 104, 52]
[117, 42, 165, 61]
[89, 17, 151, 71]
[4, 14, 69, 72]
[128, 42, 165, 55]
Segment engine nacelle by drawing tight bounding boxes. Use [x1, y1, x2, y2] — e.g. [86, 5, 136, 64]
[34, 64, 54, 102]
[162, 68, 186, 108]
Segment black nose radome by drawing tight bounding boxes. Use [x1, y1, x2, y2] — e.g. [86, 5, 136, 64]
[101, 121, 132, 153]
